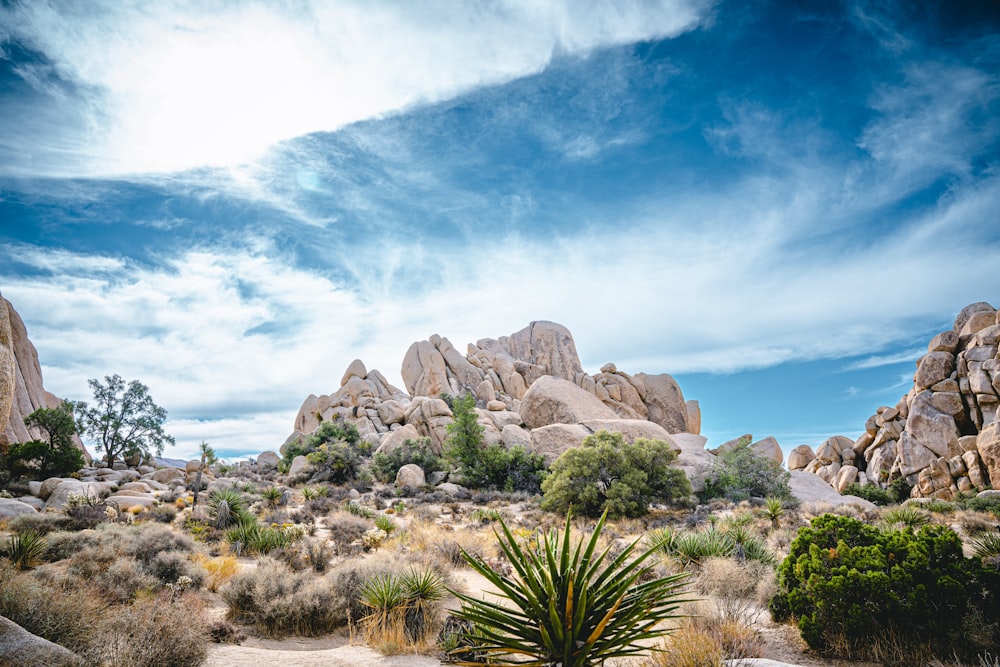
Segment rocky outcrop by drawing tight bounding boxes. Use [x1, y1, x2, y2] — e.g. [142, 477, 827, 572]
[802, 302, 1000, 500]
[0, 615, 84, 666]
[519, 376, 619, 428]
[0, 297, 90, 462]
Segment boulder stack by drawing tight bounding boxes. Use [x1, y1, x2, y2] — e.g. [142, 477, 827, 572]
[794, 302, 1000, 500]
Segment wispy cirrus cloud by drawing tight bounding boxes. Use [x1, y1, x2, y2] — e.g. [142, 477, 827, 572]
[0, 0, 714, 177]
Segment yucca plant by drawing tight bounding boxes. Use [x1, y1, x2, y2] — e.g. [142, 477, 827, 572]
[208, 488, 244, 529]
[5, 529, 47, 570]
[646, 527, 677, 554]
[360, 572, 409, 648]
[970, 531, 1000, 562]
[347, 501, 377, 519]
[261, 486, 285, 509]
[880, 505, 932, 530]
[671, 528, 735, 567]
[761, 496, 785, 531]
[374, 513, 397, 535]
[401, 568, 445, 642]
[449, 511, 690, 666]
[300, 486, 320, 501]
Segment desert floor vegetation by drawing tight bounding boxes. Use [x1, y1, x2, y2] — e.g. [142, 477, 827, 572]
[3, 456, 1000, 667]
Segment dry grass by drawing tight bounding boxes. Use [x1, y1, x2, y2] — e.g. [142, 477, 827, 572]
[648, 613, 764, 667]
[193, 553, 239, 592]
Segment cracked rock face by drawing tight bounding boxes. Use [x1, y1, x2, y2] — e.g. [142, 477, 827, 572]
[795, 302, 1000, 500]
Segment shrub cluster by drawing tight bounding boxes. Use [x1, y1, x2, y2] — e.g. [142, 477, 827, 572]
[370, 437, 444, 483]
[770, 514, 1000, 663]
[701, 441, 790, 502]
[541, 431, 691, 518]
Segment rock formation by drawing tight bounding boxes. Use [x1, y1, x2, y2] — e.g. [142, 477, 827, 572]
[288, 320, 700, 472]
[0, 296, 90, 461]
[792, 302, 1000, 500]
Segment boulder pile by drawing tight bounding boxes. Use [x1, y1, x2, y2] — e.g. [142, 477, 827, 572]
[284, 320, 702, 471]
[792, 302, 1000, 499]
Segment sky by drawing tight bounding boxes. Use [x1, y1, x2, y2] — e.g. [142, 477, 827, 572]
[1, 0, 999, 463]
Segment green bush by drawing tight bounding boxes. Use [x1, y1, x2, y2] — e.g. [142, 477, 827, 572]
[701, 441, 790, 502]
[445, 393, 547, 493]
[540, 431, 691, 518]
[7, 401, 85, 477]
[370, 437, 444, 483]
[958, 494, 1000, 517]
[842, 482, 893, 505]
[769, 514, 1000, 662]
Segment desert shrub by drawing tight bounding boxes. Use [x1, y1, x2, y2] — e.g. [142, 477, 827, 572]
[649, 612, 764, 667]
[5, 511, 71, 536]
[450, 511, 690, 666]
[8, 402, 85, 477]
[345, 500, 377, 519]
[371, 437, 444, 483]
[327, 558, 399, 626]
[959, 494, 1000, 517]
[656, 523, 777, 568]
[541, 431, 691, 518]
[145, 502, 178, 524]
[769, 513, 1000, 663]
[445, 393, 548, 493]
[192, 553, 239, 592]
[222, 557, 341, 637]
[128, 522, 195, 561]
[95, 557, 160, 603]
[701, 441, 790, 502]
[147, 550, 206, 587]
[326, 512, 370, 553]
[695, 558, 770, 625]
[92, 591, 209, 667]
[842, 482, 893, 505]
[209, 619, 246, 644]
[225, 515, 303, 555]
[0, 561, 105, 655]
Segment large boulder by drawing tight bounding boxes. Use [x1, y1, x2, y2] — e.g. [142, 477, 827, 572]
[0, 293, 14, 446]
[395, 463, 426, 488]
[519, 376, 618, 429]
[669, 433, 714, 493]
[630, 373, 689, 434]
[906, 390, 961, 458]
[579, 419, 678, 449]
[751, 436, 783, 464]
[257, 451, 281, 469]
[0, 615, 84, 666]
[978, 421, 1000, 487]
[528, 423, 592, 463]
[788, 471, 875, 510]
[375, 424, 422, 455]
[787, 445, 815, 470]
[0, 497, 38, 520]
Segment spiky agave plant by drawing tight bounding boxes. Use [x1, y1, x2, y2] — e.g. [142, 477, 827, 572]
[449, 511, 690, 667]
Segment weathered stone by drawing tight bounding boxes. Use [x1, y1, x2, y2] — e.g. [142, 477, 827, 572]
[436, 482, 468, 496]
[105, 494, 157, 511]
[0, 615, 84, 666]
[914, 352, 955, 390]
[401, 339, 450, 397]
[948, 455, 967, 477]
[788, 471, 876, 510]
[954, 302, 995, 332]
[957, 476, 974, 493]
[961, 309, 997, 337]
[670, 433, 713, 493]
[0, 497, 38, 519]
[580, 419, 679, 450]
[834, 465, 859, 494]
[376, 399, 406, 426]
[257, 451, 281, 469]
[501, 424, 531, 449]
[476, 379, 495, 404]
[977, 421, 1000, 487]
[149, 467, 184, 484]
[853, 432, 874, 455]
[930, 391, 964, 416]
[815, 440, 841, 465]
[714, 434, 752, 455]
[519, 375, 618, 429]
[967, 345, 998, 363]
[340, 359, 368, 386]
[898, 432, 938, 477]
[787, 444, 816, 470]
[486, 400, 506, 411]
[685, 400, 701, 435]
[906, 390, 960, 458]
[928, 330, 960, 353]
[375, 424, 422, 455]
[528, 423, 592, 463]
[930, 379, 959, 393]
[866, 440, 896, 483]
[483, 409, 522, 431]
[288, 455, 313, 479]
[630, 373, 689, 433]
[751, 436, 783, 464]
[395, 463, 425, 488]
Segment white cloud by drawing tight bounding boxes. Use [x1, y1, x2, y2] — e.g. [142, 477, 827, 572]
[0, 0, 713, 176]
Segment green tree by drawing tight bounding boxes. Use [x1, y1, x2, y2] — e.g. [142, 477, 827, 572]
[8, 401, 84, 476]
[541, 431, 691, 519]
[192, 441, 216, 507]
[702, 440, 790, 502]
[75, 374, 174, 469]
[445, 393, 485, 474]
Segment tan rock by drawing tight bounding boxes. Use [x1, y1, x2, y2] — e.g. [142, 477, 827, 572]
[0, 497, 38, 520]
[476, 379, 495, 404]
[961, 309, 997, 337]
[930, 391, 964, 416]
[631, 373, 689, 433]
[914, 352, 955, 390]
[751, 436, 783, 464]
[486, 400, 506, 411]
[787, 444, 815, 470]
[501, 424, 531, 449]
[977, 421, 1000, 488]
[835, 465, 859, 494]
[853, 432, 874, 455]
[954, 302, 996, 332]
[580, 419, 680, 451]
[377, 399, 406, 426]
[502, 321, 584, 384]
[685, 400, 701, 435]
[257, 451, 281, 469]
[670, 433, 714, 493]
[788, 471, 876, 509]
[928, 330, 960, 353]
[906, 390, 960, 458]
[375, 424, 422, 455]
[898, 432, 938, 477]
[815, 439, 841, 465]
[528, 423, 592, 464]
[0, 616, 84, 666]
[401, 339, 449, 397]
[519, 376, 618, 429]
[340, 359, 367, 386]
[0, 294, 14, 443]
[149, 467, 185, 484]
[395, 463, 425, 488]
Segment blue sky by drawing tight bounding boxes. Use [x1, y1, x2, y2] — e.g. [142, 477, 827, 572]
[1, 0, 998, 462]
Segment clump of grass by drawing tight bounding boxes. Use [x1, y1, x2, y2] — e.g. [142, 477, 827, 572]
[649, 613, 764, 667]
[4, 529, 47, 570]
[360, 567, 448, 653]
[193, 553, 240, 592]
[346, 501, 377, 519]
[881, 505, 932, 530]
[222, 558, 341, 637]
[374, 513, 397, 535]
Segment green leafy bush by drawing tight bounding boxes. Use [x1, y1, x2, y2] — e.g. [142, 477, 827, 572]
[769, 514, 1000, 662]
[842, 482, 893, 505]
[540, 431, 691, 518]
[445, 393, 548, 493]
[7, 401, 84, 477]
[701, 441, 790, 502]
[370, 437, 444, 483]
